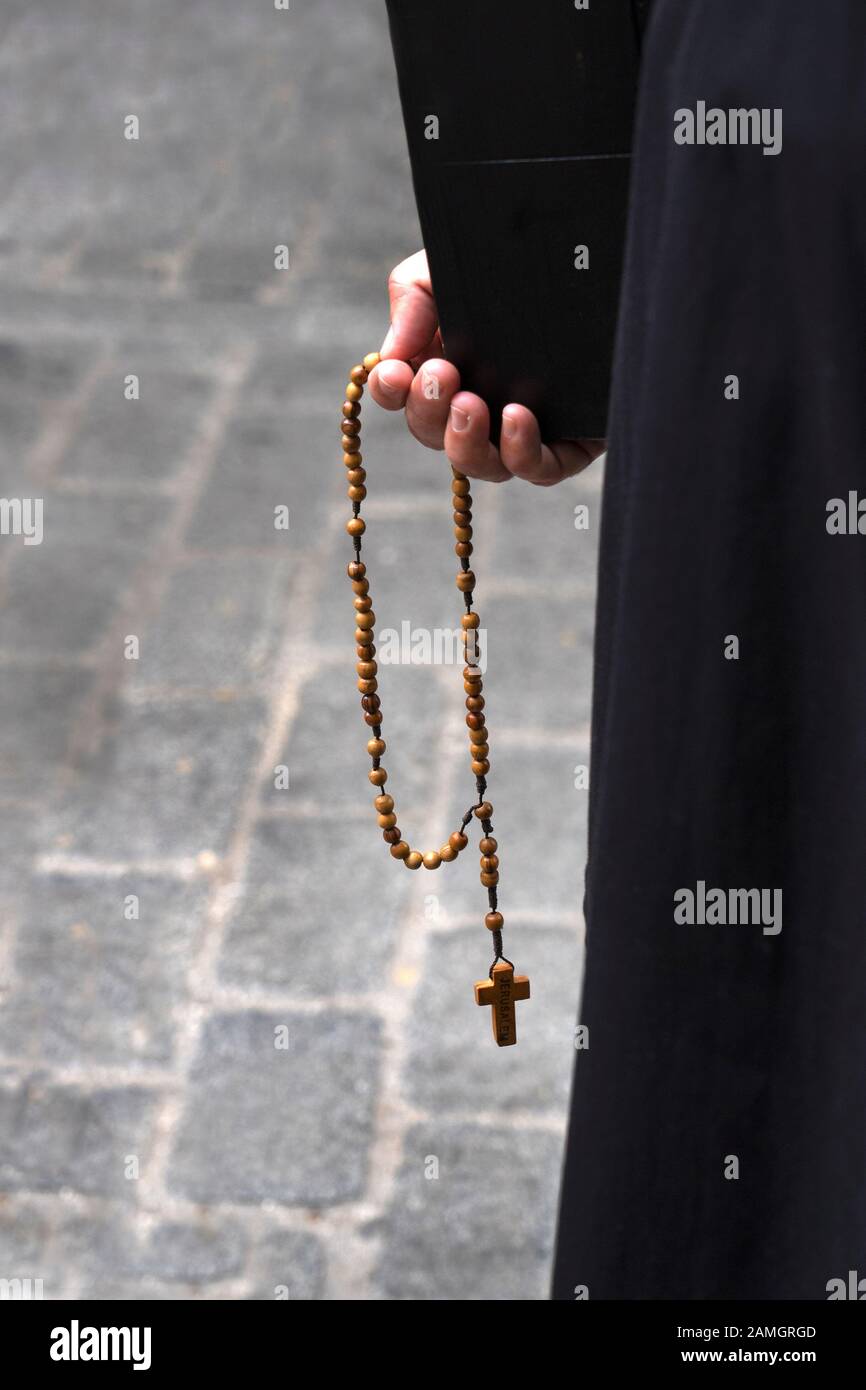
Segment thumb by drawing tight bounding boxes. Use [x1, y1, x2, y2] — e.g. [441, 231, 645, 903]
[381, 249, 439, 362]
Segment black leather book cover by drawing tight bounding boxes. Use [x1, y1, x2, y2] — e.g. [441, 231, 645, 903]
[384, 0, 645, 442]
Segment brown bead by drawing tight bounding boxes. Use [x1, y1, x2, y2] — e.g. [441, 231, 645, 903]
[367, 737, 386, 757]
[453, 509, 472, 527]
[350, 365, 368, 386]
[469, 727, 488, 745]
[361, 693, 380, 712]
[466, 695, 484, 711]
[346, 517, 365, 537]
[348, 485, 366, 502]
[480, 870, 499, 887]
[422, 850, 442, 870]
[369, 768, 388, 786]
[375, 793, 394, 813]
[472, 744, 489, 761]
[456, 571, 475, 592]
[342, 418, 361, 436]
[347, 468, 366, 486]
[462, 612, 480, 630]
[342, 400, 360, 418]
[383, 827, 401, 844]
[475, 802, 493, 820]
[363, 352, 381, 371]
[351, 577, 370, 594]
[449, 831, 468, 851]
[439, 843, 457, 863]
[452, 477, 471, 497]
[404, 851, 423, 870]
[479, 836, 497, 855]
[355, 629, 374, 647]
[354, 595, 373, 612]
[464, 665, 483, 683]
[472, 759, 490, 776]
[466, 712, 484, 730]
[485, 911, 504, 932]
[356, 661, 376, 680]
[342, 434, 361, 452]
[455, 541, 473, 558]
[345, 382, 363, 402]
[357, 677, 377, 695]
[390, 840, 411, 859]
[344, 451, 363, 467]
[363, 712, 380, 727]
[377, 812, 397, 830]
[347, 560, 366, 579]
[480, 854, 499, 872]
[454, 526, 472, 543]
[355, 610, 375, 630]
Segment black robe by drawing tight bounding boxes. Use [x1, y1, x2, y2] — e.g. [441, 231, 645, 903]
[552, 0, 866, 1299]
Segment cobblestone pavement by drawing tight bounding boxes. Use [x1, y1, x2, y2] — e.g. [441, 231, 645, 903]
[0, 1, 599, 1299]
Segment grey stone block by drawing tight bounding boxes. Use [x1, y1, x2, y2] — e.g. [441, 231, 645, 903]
[0, 666, 92, 800]
[64, 366, 215, 482]
[57, 1212, 247, 1285]
[51, 696, 265, 859]
[167, 1009, 381, 1205]
[371, 1122, 562, 1300]
[0, 336, 97, 454]
[131, 555, 291, 689]
[219, 814, 406, 998]
[247, 1228, 327, 1301]
[0, 874, 205, 1068]
[0, 1080, 157, 1198]
[403, 928, 582, 1115]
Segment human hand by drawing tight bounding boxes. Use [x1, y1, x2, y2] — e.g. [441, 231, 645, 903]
[368, 250, 605, 485]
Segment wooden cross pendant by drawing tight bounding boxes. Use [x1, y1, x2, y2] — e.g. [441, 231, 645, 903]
[474, 960, 530, 1046]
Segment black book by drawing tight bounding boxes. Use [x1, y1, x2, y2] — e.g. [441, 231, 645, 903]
[385, 0, 648, 442]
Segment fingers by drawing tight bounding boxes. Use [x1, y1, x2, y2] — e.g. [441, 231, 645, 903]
[404, 358, 460, 448]
[380, 250, 438, 364]
[499, 404, 605, 485]
[368, 357, 414, 411]
[444, 392, 511, 482]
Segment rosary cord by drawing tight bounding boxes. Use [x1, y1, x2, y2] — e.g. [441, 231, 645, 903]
[342, 352, 507, 963]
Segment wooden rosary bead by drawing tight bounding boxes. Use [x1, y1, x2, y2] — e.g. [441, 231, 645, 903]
[357, 661, 377, 680]
[472, 760, 491, 777]
[404, 851, 423, 870]
[452, 477, 471, 497]
[480, 836, 497, 855]
[390, 841, 411, 859]
[363, 712, 380, 727]
[369, 768, 388, 786]
[462, 612, 480, 630]
[453, 509, 472, 527]
[481, 854, 499, 872]
[355, 629, 374, 647]
[352, 577, 370, 594]
[455, 541, 473, 558]
[361, 694, 380, 712]
[485, 911, 504, 931]
[439, 843, 457, 862]
[347, 517, 366, 537]
[454, 526, 473, 543]
[342, 418, 361, 436]
[423, 850, 442, 870]
[475, 802, 493, 820]
[347, 468, 367, 486]
[480, 870, 499, 887]
[466, 695, 484, 711]
[466, 712, 485, 730]
[378, 813, 397, 830]
[383, 827, 401, 844]
[469, 727, 488, 745]
[355, 610, 375, 630]
[342, 400, 360, 418]
[342, 433, 362, 451]
[464, 665, 482, 683]
[348, 485, 367, 502]
[345, 382, 364, 402]
[362, 352, 381, 371]
[375, 793, 394, 813]
[358, 677, 378, 695]
[456, 571, 475, 592]
[350, 365, 368, 385]
[449, 831, 468, 851]
[367, 737, 386, 756]
[354, 595, 373, 612]
[472, 744, 489, 761]
[348, 560, 366, 579]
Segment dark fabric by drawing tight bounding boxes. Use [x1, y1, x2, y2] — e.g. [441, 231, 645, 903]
[552, 0, 866, 1299]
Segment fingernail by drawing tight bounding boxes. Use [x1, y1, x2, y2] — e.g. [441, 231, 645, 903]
[501, 410, 518, 439]
[378, 362, 401, 392]
[450, 405, 470, 432]
[379, 325, 395, 356]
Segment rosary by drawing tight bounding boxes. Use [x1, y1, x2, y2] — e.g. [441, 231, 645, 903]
[342, 352, 530, 1046]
